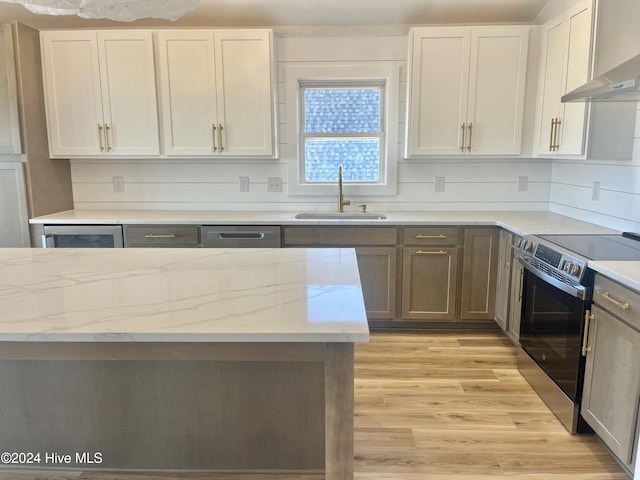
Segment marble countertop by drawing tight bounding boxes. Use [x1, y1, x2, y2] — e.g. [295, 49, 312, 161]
[0, 248, 369, 343]
[589, 261, 640, 293]
[30, 209, 619, 237]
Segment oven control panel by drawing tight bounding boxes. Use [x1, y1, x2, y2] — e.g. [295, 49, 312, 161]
[518, 235, 587, 283]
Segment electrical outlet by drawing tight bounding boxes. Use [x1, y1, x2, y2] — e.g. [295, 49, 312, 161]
[239, 176, 250, 192]
[267, 177, 282, 193]
[517, 176, 528, 192]
[592, 181, 600, 201]
[434, 176, 445, 192]
[112, 176, 124, 193]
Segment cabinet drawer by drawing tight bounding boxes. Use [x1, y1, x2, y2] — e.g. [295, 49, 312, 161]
[403, 227, 460, 246]
[594, 275, 640, 330]
[124, 225, 200, 247]
[284, 227, 397, 246]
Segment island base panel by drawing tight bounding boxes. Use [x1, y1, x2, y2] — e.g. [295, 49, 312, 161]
[0, 342, 355, 478]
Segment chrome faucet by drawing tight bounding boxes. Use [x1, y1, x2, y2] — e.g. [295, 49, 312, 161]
[338, 166, 351, 213]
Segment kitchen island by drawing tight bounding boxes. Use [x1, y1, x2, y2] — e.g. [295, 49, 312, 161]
[0, 248, 369, 479]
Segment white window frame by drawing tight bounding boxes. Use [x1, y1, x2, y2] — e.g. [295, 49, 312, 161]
[285, 63, 400, 196]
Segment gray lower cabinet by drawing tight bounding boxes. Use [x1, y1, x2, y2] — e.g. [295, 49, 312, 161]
[494, 230, 513, 330]
[581, 274, 640, 469]
[507, 241, 524, 342]
[355, 247, 397, 320]
[124, 225, 200, 247]
[460, 228, 500, 321]
[400, 227, 461, 322]
[283, 225, 500, 325]
[401, 246, 459, 321]
[283, 226, 399, 322]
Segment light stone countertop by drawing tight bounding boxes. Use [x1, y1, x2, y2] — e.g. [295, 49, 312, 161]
[30, 209, 619, 237]
[0, 247, 369, 343]
[589, 261, 640, 293]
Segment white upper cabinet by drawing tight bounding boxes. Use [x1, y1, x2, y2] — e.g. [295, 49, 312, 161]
[406, 26, 529, 157]
[156, 29, 275, 157]
[0, 24, 21, 155]
[41, 30, 160, 157]
[534, 1, 591, 156]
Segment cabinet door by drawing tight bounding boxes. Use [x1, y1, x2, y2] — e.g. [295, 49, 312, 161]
[402, 247, 459, 321]
[0, 25, 21, 154]
[535, 18, 565, 155]
[460, 228, 499, 320]
[467, 28, 528, 155]
[494, 230, 512, 331]
[557, 2, 591, 155]
[406, 28, 470, 156]
[214, 30, 274, 156]
[0, 163, 29, 247]
[97, 31, 159, 156]
[356, 247, 397, 321]
[156, 30, 218, 156]
[582, 305, 640, 466]
[41, 31, 104, 157]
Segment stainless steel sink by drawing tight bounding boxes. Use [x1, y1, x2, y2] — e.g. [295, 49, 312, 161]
[295, 212, 387, 220]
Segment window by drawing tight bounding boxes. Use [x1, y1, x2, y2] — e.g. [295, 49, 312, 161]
[301, 84, 384, 183]
[285, 63, 399, 196]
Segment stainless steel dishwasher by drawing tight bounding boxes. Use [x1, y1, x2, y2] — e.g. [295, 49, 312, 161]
[201, 226, 282, 248]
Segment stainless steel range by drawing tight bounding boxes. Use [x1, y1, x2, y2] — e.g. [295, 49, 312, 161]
[516, 233, 640, 434]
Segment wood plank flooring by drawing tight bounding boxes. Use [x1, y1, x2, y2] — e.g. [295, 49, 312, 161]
[0, 332, 630, 480]
[353, 332, 629, 480]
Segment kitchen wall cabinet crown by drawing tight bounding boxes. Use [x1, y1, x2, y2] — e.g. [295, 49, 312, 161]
[40, 30, 160, 158]
[156, 29, 275, 157]
[405, 26, 529, 157]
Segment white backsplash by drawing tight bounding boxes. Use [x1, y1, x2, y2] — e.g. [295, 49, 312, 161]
[549, 105, 640, 232]
[70, 31, 638, 232]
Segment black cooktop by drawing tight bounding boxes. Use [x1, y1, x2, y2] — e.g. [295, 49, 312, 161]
[538, 234, 640, 261]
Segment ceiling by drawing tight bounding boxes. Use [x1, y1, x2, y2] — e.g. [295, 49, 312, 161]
[0, 0, 551, 30]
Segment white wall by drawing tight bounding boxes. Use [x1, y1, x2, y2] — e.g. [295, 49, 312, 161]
[70, 30, 552, 213]
[549, 105, 640, 232]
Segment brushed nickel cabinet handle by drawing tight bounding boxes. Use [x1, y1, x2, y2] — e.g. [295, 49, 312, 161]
[416, 250, 448, 255]
[212, 124, 217, 152]
[597, 291, 630, 310]
[549, 118, 555, 151]
[460, 123, 466, 152]
[98, 124, 104, 152]
[467, 122, 473, 152]
[218, 123, 224, 152]
[416, 234, 447, 239]
[144, 234, 177, 239]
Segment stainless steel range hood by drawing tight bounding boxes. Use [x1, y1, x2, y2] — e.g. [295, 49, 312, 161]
[561, 53, 640, 102]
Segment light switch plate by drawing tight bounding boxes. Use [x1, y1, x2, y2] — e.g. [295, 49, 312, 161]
[592, 181, 600, 201]
[434, 176, 445, 192]
[267, 177, 283, 193]
[239, 176, 250, 192]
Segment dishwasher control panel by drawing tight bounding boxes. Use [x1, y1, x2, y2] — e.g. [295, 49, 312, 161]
[201, 226, 282, 248]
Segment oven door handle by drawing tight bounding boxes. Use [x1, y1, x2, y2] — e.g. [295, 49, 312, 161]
[519, 256, 588, 300]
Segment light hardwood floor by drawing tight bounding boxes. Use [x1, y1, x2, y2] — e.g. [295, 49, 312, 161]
[0, 332, 630, 480]
[353, 332, 629, 480]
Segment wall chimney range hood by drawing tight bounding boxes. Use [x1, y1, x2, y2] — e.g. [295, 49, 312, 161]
[561, 53, 640, 102]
